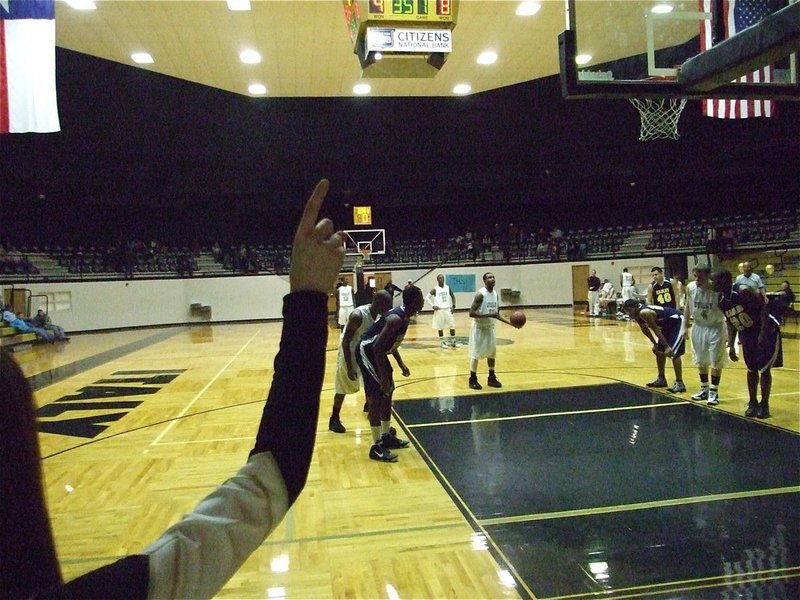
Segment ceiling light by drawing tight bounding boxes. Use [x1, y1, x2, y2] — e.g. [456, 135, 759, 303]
[453, 83, 471, 95]
[353, 83, 371, 95]
[516, 2, 541, 16]
[239, 49, 261, 64]
[575, 54, 592, 65]
[64, 0, 97, 9]
[226, 0, 251, 10]
[131, 52, 154, 64]
[476, 51, 497, 65]
[651, 3, 674, 13]
[248, 83, 267, 95]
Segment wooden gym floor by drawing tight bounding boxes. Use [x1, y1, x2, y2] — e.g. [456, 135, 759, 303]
[17, 308, 800, 599]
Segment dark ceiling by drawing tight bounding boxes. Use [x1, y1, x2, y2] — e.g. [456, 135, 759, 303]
[1, 48, 798, 242]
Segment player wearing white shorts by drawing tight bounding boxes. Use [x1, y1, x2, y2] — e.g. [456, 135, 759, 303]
[336, 280, 355, 330]
[468, 272, 520, 390]
[328, 291, 392, 433]
[621, 268, 637, 301]
[428, 274, 460, 348]
[684, 264, 727, 405]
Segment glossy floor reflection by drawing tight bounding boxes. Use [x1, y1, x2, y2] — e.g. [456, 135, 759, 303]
[394, 384, 800, 599]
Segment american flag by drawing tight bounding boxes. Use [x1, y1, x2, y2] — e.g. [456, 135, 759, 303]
[0, 0, 60, 133]
[700, 0, 783, 118]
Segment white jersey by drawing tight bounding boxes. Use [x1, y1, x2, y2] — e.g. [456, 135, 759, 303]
[337, 285, 354, 308]
[342, 305, 375, 354]
[334, 304, 375, 395]
[686, 281, 724, 327]
[621, 272, 634, 287]
[431, 284, 453, 310]
[473, 287, 498, 329]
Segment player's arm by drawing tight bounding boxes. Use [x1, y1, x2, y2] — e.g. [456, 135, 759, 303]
[427, 288, 438, 310]
[495, 312, 513, 326]
[449, 288, 456, 310]
[131, 179, 344, 600]
[725, 319, 739, 361]
[469, 292, 485, 319]
[341, 310, 363, 380]
[639, 309, 669, 353]
[646, 284, 654, 305]
[373, 315, 402, 390]
[391, 349, 410, 377]
[682, 289, 692, 333]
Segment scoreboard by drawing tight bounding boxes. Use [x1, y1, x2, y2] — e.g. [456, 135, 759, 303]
[343, 0, 458, 44]
[367, 0, 455, 21]
[343, 0, 458, 75]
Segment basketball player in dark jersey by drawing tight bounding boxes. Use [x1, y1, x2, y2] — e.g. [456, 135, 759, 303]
[647, 266, 676, 308]
[712, 270, 782, 418]
[357, 285, 425, 462]
[623, 299, 686, 393]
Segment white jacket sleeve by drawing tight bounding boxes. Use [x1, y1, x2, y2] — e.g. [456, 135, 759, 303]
[144, 452, 289, 599]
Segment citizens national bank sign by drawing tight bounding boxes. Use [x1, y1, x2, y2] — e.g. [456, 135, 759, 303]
[366, 27, 452, 52]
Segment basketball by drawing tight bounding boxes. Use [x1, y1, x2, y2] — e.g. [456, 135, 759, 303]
[765, 264, 774, 275]
[510, 311, 526, 328]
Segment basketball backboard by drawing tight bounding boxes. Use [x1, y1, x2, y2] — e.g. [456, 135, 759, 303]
[343, 229, 386, 256]
[559, 0, 800, 100]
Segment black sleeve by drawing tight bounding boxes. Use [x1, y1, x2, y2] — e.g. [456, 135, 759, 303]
[60, 555, 150, 599]
[250, 291, 328, 504]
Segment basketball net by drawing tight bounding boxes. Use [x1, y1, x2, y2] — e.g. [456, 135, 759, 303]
[629, 97, 687, 141]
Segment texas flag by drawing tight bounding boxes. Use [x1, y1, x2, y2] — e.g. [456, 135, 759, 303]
[0, 0, 60, 133]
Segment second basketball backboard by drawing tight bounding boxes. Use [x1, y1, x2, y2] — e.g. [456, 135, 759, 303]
[559, 0, 800, 100]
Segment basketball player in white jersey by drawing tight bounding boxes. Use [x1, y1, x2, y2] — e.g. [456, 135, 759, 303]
[684, 264, 727, 405]
[328, 290, 393, 433]
[468, 272, 521, 390]
[428, 274, 460, 348]
[336, 278, 355, 331]
[621, 267, 637, 301]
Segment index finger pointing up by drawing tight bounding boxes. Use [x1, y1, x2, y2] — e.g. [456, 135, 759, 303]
[298, 179, 330, 235]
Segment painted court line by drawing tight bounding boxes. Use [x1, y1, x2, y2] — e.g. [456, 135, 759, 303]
[543, 567, 800, 600]
[407, 401, 690, 429]
[479, 485, 800, 526]
[149, 330, 261, 447]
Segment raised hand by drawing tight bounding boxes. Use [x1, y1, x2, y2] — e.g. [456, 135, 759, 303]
[290, 179, 345, 294]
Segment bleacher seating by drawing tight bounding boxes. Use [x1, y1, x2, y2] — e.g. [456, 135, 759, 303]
[1, 207, 797, 282]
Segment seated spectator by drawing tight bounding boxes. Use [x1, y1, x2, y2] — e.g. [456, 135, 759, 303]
[31, 309, 68, 341]
[598, 280, 618, 315]
[768, 280, 795, 323]
[2, 306, 54, 342]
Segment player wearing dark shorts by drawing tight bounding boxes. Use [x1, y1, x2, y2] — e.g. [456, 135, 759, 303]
[623, 299, 686, 393]
[712, 270, 782, 419]
[357, 285, 424, 462]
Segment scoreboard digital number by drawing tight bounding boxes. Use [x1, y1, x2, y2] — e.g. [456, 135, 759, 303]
[353, 206, 372, 226]
[367, 0, 456, 21]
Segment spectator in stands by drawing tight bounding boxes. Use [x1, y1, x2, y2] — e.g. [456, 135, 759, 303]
[31, 309, 67, 341]
[2, 306, 54, 342]
[720, 227, 736, 252]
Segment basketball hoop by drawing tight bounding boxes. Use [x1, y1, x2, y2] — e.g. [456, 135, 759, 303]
[629, 97, 687, 141]
[359, 248, 371, 265]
